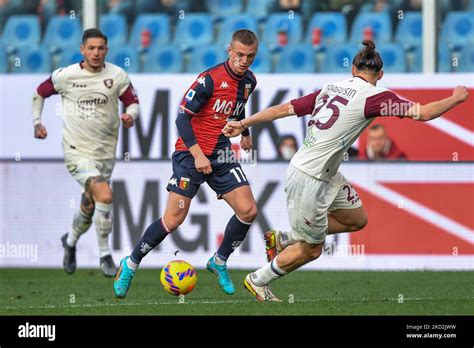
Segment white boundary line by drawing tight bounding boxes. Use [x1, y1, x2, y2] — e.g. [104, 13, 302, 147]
[3, 297, 474, 311]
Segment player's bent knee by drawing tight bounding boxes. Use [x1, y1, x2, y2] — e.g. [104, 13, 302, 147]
[93, 191, 113, 204]
[355, 214, 368, 231]
[237, 204, 257, 223]
[163, 213, 187, 232]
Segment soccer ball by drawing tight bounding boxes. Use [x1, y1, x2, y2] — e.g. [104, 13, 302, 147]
[160, 260, 197, 296]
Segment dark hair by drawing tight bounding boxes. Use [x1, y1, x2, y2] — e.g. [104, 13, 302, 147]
[278, 135, 298, 148]
[231, 29, 258, 46]
[82, 28, 108, 45]
[369, 124, 385, 131]
[352, 40, 383, 72]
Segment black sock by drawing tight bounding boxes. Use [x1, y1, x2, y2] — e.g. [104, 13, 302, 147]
[216, 214, 252, 261]
[130, 218, 170, 264]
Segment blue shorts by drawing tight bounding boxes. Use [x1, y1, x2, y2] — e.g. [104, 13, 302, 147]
[166, 151, 250, 199]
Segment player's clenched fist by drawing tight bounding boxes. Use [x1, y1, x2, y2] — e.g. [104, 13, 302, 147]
[452, 86, 469, 104]
[34, 124, 48, 139]
[222, 121, 243, 137]
[195, 154, 213, 174]
[121, 113, 135, 128]
[240, 135, 253, 152]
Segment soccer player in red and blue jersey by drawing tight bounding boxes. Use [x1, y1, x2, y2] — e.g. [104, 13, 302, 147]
[114, 30, 259, 297]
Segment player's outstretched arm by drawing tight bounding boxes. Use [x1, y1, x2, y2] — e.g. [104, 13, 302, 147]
[32, 91, 48, 139]
[408, 86, 469, 122]
[222, 101, 295, 137]
[32, 74, 60, 139]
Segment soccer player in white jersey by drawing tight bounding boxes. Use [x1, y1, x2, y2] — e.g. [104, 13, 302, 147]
[31, 29, 140, 277]
[223, 40, 469, 301]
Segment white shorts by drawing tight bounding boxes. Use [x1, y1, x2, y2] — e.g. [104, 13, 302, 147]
[63, 144, 115, 190]
[284, 165, 362, 244]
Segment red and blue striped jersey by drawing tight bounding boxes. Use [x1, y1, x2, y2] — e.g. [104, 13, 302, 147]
[175, 59, 257, 155]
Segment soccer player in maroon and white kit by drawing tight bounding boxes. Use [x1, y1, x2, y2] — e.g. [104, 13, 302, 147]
[114, 30, 259, 298]
[32, 29, 139, 277]
[223, 40, 469, 301]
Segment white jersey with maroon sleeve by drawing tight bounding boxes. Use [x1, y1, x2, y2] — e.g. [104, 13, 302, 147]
[37, 61, 139, 159]
[290, 76, 413, 181]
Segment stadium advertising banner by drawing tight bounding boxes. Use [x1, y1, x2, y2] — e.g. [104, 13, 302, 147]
[0, 73, 473, 160]
[0, 161, 472, 270]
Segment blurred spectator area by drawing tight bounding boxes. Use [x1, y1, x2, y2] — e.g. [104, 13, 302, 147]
[0, 0, 473, 73]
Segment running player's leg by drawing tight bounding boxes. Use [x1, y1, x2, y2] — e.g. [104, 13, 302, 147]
[328, 206, 368, 234]
[61, 191, 95, 274]
[266, 174, 367, 261]
[326, 175, 367, 235]
[86, 175, 117, 276]
[66, 191, 94, 249]
[129, 191, 192, 267]
[245, 165, 331, 301]
[62, 150, 111, 274]
[114, 151, 202, 298]
[206, 161, 256, 295]
[218, 185, 257, 262]
[114, 192, 192, 298]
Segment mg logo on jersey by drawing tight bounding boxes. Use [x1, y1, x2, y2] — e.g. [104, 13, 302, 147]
[212, 99, 245, 116]
[220, 81, 229, 88]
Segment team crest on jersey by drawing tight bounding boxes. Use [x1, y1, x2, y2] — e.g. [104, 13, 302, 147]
[103, 79, 113, 88]
[179, 177, 190, 190]
[244, 84, 252, 99]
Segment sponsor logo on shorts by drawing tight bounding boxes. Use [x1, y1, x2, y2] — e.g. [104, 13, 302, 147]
[179, 177, 190, 190]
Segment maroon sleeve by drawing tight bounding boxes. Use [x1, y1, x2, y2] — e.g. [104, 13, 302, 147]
[36, 76, 58, 98]
[119, 83, 139, 107]
[290, 90, 321, 117]
[364, 91, 414, 118]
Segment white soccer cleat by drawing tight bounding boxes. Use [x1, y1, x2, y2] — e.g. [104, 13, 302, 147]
[243, 273, 282, 302]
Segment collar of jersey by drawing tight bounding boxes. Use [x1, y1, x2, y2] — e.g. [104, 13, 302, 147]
[224, 59, 245, 81]
[353, 75, 369, 83]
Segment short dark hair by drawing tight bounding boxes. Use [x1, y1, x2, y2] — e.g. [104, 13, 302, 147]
[231, 29, 258, 46]
[82, 28, 108, 45]
[353, 40, 383, 72]
[369, 124, 385, 131]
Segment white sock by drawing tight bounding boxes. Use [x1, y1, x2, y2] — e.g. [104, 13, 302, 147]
[279, 230, 295, 249]
[251, 257, 288, 286]
[213, 254, 226, 266]
[67, 209, 93, 247]
[126, 257, 138, 271]
[94, 202, 113, 258]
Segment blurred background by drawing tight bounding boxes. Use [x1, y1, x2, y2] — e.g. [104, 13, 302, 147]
[0, 0, 473, 270]
[1, 0, 474, 73]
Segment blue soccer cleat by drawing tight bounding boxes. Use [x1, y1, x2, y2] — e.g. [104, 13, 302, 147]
[206, 256, 235, 295]
[114, 256, 136, 298]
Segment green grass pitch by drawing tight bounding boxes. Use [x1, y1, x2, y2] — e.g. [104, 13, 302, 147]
[1, 269, 473, 315]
